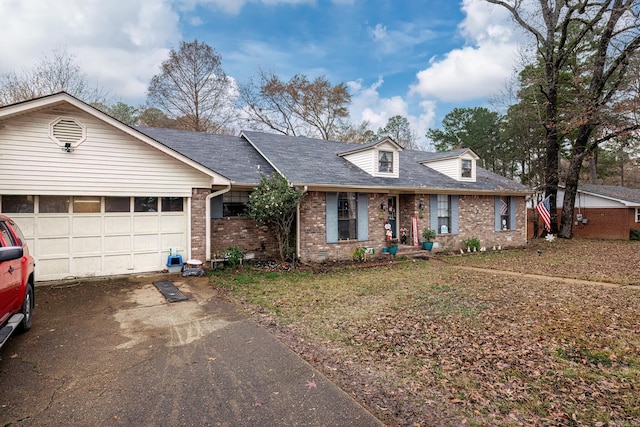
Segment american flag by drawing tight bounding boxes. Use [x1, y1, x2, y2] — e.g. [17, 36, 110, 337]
[535, 195, 552, 232]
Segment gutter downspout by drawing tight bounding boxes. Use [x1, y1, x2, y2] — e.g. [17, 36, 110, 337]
[205, 184, 231, 263]
[296, 186, 308, 259]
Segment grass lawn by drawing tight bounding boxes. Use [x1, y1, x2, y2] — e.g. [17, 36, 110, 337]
[212, 239, 640, 426]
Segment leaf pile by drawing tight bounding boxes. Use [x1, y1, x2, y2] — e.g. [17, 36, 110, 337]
[218, 241, 640, 426]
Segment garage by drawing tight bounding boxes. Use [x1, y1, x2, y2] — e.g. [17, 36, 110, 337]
[2, 195, 189, 281]
[0, 93, 228, 281]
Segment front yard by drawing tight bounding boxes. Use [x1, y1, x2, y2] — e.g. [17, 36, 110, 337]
[213, 239, 640, 426]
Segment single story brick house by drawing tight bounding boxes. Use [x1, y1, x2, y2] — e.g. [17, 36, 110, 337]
[0, 92, 531, 281]
[528, 184, 640, 240]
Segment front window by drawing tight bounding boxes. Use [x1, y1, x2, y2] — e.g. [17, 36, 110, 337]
[499, 196, 510, 229]
[636, 208, 640, 222]
[437, 194, 451, 234]
[338, 192, 358, 240]
[379, 150, 393, 173]
[461, 159, 472, 178]
[223, 191, 250, 217]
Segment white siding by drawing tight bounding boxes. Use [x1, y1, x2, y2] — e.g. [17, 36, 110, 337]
[423, 154, 476, 182]
[342, 141, 401, 178]
[425, 158, 459, 178]
[343, 150, 375, 175]
[0, 105, 213, 197]
[558, 190, 629, 208]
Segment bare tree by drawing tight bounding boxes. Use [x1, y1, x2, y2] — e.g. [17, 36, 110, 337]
[238, 70, 351, 140]
[487, 0, 640, 237]
[147, 40, 236, 133]
[0, 48, 106, 106]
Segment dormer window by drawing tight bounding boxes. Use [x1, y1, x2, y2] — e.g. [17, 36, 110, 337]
[379, 151, 393, 173]
[461, 159, 472, 178]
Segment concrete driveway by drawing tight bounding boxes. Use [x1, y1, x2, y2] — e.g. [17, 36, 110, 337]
[0, 274, 382, 426]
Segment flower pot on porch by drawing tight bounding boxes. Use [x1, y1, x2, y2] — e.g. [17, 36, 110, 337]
[421, 241, 434, 251]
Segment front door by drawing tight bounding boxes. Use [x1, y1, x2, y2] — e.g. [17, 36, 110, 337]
[387, 196, 397, 239]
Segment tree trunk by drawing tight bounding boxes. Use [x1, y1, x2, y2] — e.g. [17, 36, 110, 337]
[560, 125, 595, 238]
[589, 148, 598, 184]
[560, 156, 582, 238]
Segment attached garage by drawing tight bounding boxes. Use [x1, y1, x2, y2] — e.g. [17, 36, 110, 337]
[0, 93, 229, 281]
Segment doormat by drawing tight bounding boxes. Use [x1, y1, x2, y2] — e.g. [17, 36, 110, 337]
[152, 280, 188, 303]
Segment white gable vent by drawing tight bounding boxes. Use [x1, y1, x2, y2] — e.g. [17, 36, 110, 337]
[49, 117, 86, 150]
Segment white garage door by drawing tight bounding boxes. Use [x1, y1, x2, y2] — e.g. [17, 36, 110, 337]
[5, 196, 188, 281]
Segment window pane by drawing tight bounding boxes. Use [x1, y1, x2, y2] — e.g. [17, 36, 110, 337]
[40, 196, 70, 213]
[1, 195, 34, 213]
[73, 196, 101, 213]
[379, 151, 393, 173]
[106, 197, 131, 212]
[162, 197, 183, 212]
[500, 196, 510, 229]
[461, 159, 472, 178]
[437, 195, 450, 233]
[223, 191, 249, 217]
[338, 192, 357, 240]
[134, 197, 158, 212]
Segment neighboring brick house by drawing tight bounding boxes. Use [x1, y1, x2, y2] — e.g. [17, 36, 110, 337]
[528, 184, 640, 240]
[0, 92, 531, 280]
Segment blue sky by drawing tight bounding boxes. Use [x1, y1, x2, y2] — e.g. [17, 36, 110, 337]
[0, 0, 523, 148]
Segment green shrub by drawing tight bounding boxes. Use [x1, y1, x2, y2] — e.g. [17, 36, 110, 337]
[462, 237, 481, 251]
[225, 246, 246, 268]
[630, 228, 640, 241]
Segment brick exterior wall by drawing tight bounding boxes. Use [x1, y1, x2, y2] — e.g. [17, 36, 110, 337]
[211, 217, 279, 260]
[456, 195, 526, 250]
[190, 188, 209, 262]
[297, 191, 527, 262]
[527, 207, 638, 240]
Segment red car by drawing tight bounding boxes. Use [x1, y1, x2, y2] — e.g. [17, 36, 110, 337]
[0, 215, 35, 349]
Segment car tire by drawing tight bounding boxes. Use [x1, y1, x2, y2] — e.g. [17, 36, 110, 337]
[19, 282, 34, 332]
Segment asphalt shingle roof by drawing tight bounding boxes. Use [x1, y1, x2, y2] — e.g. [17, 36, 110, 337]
[242, 131, 530, 193]
[135, 126, 530, 194]
[579, 184, 640, 205]
[135, 126, 275, 185]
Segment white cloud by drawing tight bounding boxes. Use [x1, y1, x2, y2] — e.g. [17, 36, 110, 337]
[410, 0, 519, 103]
[0, 0, 180, 104]
[348, 78, 436, 149]
[181, 0, 315, 15]
[367, 22, 436, 56]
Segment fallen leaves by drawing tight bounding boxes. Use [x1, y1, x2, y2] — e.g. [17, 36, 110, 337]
[223, 239, 640, 426]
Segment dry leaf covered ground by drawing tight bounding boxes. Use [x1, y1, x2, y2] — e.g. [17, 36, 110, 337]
[214, 239, 640, 426]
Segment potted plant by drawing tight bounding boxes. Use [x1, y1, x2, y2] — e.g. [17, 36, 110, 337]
[387, 238, 399, 255]
[421, 228, 436, 250]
